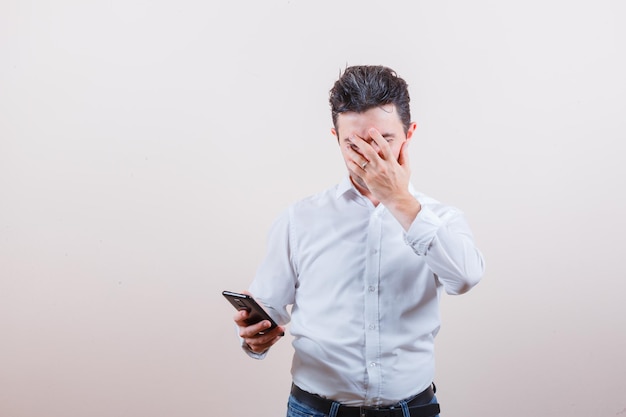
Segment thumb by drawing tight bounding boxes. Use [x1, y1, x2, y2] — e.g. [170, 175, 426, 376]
[398, 140, 410, 168]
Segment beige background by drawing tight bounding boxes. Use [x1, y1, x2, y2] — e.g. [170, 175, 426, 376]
[2, 1, 625, 416]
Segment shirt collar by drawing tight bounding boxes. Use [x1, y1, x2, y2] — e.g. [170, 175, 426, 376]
[336, 175, 357, 199]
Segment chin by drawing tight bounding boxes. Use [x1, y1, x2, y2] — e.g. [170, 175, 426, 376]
[350, 174, 369, 192]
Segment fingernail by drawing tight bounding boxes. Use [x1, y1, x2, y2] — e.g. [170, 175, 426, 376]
[279, 332, 285, 337]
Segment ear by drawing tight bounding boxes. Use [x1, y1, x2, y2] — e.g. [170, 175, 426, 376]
[331, 127, 339, 143]
[405, 122, 417, 142]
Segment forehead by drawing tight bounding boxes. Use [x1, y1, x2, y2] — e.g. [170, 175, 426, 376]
[335, 104, 403, 134]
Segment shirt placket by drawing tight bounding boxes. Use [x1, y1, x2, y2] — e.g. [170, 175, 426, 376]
[363, 205, 384, 406]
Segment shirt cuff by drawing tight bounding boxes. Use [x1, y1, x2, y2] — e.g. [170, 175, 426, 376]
[403, 206, 443, 255]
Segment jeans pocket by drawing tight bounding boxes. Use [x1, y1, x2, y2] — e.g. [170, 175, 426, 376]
[286, 395, 328, 417]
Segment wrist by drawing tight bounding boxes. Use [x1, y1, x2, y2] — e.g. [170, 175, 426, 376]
[385, 193, 421, 231]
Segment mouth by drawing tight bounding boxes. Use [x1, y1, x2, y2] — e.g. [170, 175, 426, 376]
[350, 172, 368, 191]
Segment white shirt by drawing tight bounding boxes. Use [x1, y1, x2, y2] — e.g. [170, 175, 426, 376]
[248, 176, 485, 406]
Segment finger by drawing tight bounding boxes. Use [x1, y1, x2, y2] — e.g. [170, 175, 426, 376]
[344, 142, 370, 171]
[239, 319, 274, 338]
[349, 135, 380, 163]
[268, 325, 286, 338]
[244, 325, 285, 353]
[246, 333, 282, 354]
[367, 128, 394, 160]
[348, 159, 368, 175]
[344, 153, 369, 179]
[233, 309, 249, 326]
[245, 337, 272, 354]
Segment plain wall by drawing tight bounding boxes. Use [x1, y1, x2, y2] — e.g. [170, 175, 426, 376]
[1, 1, 625, 416]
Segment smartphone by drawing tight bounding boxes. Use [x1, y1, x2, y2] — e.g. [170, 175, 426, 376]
[222, 290, 278, 330]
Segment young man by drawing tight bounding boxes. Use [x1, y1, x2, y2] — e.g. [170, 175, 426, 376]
[233, 65, 485, 417]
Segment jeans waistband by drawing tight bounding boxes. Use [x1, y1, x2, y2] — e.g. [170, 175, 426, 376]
[290, 383, 440, 417]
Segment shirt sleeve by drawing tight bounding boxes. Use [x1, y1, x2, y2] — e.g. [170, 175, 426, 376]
[249, 207, 298, 324]
[227, 206, 298, 362]
[404, 203, 485, 295]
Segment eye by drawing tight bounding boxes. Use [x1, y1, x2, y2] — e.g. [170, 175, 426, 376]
[344, 139, 357, 150]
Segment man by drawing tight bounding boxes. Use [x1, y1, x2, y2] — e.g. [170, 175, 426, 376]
[233, 65, 485, 417]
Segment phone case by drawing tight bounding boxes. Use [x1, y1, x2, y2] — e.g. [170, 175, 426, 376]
[222, 290, 278, 329]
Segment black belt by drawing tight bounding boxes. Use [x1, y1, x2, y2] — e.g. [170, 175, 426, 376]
[290, 383, 441, 417]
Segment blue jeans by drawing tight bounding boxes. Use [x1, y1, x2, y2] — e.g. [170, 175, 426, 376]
[286, 394, 440, 417]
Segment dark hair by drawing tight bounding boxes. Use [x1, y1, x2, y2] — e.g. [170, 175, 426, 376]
[329, 65, 411, 133]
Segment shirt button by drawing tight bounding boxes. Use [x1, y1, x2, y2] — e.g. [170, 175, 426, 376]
[370, 362, 377, 367]
[369, 324, 376, 330]
[368, 286, 376, 292]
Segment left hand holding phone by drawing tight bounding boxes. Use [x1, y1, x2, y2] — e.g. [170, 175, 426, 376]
[231, 292, 285, 354]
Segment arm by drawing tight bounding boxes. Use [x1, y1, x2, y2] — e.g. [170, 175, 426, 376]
[232, 209, 297, 357]
[345, 128, 484, 292]
[404, 204, 485, 294]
